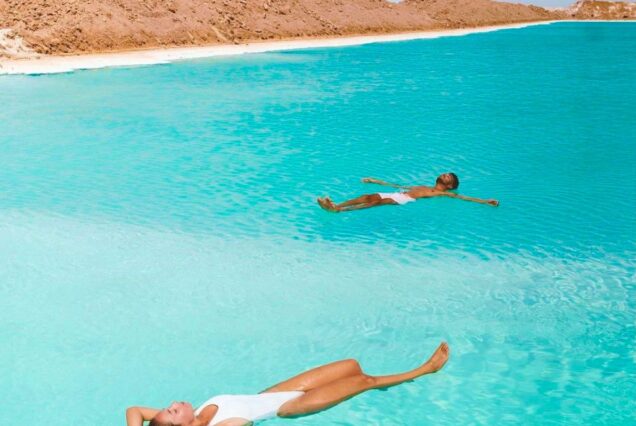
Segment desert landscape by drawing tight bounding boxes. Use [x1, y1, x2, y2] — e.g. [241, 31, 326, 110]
[1, 0, 634, 62]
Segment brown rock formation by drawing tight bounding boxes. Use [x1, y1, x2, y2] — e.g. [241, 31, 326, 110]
[0, 0, 558, 56]
[569, 0, 636, 19]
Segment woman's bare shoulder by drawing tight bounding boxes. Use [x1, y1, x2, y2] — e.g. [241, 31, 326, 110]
[197, 403, 220, 424]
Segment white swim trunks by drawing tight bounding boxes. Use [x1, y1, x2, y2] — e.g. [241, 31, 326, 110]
[378, 192, 416, 205]
[195, 391, 304, 425]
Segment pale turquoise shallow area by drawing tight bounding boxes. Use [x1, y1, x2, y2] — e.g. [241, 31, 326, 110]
[1, 22, 635, 425]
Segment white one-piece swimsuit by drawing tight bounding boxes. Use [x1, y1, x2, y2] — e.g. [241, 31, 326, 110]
[195, 391, 304, 425]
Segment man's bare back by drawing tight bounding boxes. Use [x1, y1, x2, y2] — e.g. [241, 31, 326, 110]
[318, 173, 499, 212]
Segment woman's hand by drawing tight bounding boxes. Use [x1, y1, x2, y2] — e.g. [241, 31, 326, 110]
[486, 199, 499, 207]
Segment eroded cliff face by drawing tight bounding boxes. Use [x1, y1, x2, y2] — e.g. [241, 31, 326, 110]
[0, 28, 35, 58]
[569, 0, 636, 19]
[0, 0, 557, 57]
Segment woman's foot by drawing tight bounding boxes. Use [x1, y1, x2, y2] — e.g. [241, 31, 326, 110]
[422, 342, 450, 373]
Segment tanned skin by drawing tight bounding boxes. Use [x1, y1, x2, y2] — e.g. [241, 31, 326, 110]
[317, 173, 499, 212]
[126, 343, 450, 426]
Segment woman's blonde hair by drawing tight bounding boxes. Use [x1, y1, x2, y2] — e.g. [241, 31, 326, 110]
[149, 418, 176, 426]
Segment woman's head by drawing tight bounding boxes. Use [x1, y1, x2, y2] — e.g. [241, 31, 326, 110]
[150, 401, 195, 426]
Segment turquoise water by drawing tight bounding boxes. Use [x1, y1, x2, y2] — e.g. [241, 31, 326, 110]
[1, 22, 635, 425]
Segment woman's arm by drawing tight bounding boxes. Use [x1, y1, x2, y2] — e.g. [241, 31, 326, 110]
[439, 192, 499, 206]
[126, 406, 160, 426]
[361, 177, 412, 189]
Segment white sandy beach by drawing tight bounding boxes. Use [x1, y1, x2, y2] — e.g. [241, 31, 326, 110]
[0, 21, 560, 76]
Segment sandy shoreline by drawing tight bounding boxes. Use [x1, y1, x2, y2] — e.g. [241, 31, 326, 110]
[0, 21, 559, 76]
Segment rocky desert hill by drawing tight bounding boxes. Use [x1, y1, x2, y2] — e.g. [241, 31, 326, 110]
[569, 0, 636, 19]
[0, 0, 559, 57]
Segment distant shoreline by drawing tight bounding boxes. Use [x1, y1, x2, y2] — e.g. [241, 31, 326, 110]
[0, 21, 559, 76]
[1, 20, 632, 76]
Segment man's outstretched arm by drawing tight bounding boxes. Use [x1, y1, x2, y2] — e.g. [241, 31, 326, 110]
[361, 177, 412, 189]
[439, 192, 499, 207]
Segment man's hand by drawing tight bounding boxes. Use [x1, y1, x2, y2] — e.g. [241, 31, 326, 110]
[361, 177, 382, 184]
[486, 199, 499, 207]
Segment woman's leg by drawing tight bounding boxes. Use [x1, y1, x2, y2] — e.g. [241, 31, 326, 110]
[278, 342, 449, 418]
[262, 359, 363, 393]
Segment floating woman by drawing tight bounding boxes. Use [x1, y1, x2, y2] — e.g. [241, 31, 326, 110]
[126, 342, 449, 426]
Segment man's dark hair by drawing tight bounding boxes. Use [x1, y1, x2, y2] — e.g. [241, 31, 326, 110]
[437, 173, 459, 190]
[448, 173, 459, 189]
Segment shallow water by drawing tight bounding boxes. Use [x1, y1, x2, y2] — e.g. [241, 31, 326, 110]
[1, 22, 635, 425]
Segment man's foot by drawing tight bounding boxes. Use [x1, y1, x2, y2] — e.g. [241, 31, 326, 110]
[317, 197, 340, 212]
[423, 342, 450, 373]
[324, 197, 339, 209]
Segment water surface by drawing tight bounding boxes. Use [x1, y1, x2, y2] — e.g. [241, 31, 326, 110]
[1, 22, 635, 425]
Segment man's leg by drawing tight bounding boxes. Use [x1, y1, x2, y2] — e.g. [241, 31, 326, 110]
[338, 197, 396, 211]
[278, 342, 449, 417]
[336, 194, 382, 208]
[318, 194, 396, 212]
